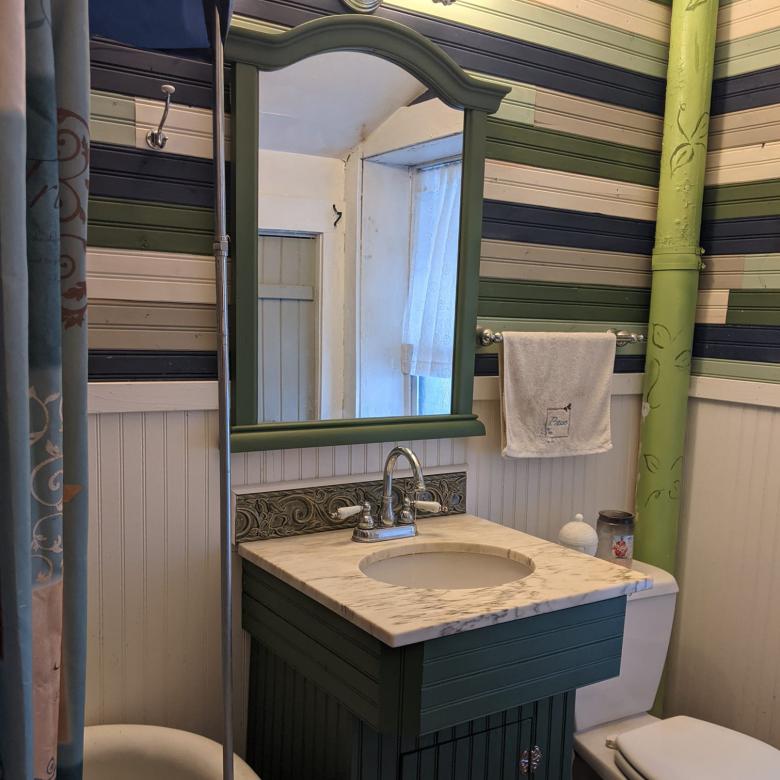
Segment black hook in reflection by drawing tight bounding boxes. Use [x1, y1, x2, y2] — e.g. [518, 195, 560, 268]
[332, 204, 343, 227]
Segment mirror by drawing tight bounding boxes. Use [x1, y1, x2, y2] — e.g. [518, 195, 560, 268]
[227, 16, 508, 451]
[256, 52, 463, 423]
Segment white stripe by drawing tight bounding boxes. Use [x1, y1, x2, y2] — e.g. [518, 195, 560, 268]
[483, 160, 658, 220]
[695, 289, 730, 325]
[87, 248, 220, 304]
[706, 140, 780, 186]
[717, 0, 780, 42]
[134, 98, 231, 159]
[528, 0, 669, 42]
[89, 381, 219, 413]
[709, 102, 780, 151]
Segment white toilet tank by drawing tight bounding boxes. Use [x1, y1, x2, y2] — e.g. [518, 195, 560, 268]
[575, 560, 679, 733]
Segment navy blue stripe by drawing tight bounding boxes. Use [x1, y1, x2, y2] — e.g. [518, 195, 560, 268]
[90, 38, 229, 109]
[701, 216, 780, 256]
[474, 353, 643, 376]
[712, 65, 780, 115]
[482, 200, 655, 255]
[91, 349, 650, 382]
[693, 324, 780, 363]
[89, 350, 218, 381]
[233, 0, 665, 114]
[91, 144, 230, 208]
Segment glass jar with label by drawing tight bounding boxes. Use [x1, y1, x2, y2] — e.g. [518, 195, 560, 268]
[595, 510, 635, 568]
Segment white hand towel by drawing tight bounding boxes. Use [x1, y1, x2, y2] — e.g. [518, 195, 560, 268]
[499, 331, 616, 458]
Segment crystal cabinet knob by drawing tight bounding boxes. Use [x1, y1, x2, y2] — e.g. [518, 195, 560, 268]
[520, 745, 542, 775]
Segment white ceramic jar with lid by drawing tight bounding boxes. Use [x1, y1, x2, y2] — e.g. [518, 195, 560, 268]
[558, 513, 598, 555]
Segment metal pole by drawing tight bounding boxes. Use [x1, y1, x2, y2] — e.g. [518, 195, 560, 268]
[633, 0, 719, 575]
[211, 6, 234, 780]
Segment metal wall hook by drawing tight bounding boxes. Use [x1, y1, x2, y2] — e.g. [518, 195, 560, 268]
[146, 84, 176, 150]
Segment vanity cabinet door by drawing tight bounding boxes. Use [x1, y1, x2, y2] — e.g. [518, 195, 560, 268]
[399, 716, 533, 779]
[399, 692, 575, 780]
[525, 691, 576, 780]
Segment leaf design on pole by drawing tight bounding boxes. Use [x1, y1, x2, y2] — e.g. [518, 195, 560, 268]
[642, 454, 685, 506]
[669, 106, 709, 174]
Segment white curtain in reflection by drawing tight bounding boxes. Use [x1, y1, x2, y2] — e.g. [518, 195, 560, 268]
[401, 161, 461, 378]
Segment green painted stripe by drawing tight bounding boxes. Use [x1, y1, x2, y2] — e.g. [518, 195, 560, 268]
[476, 316, 648, 354]
[704, 178, 780, 221]
[486, 119, 660, 186]
[692, 358, 780, 384]
[727, 290, 780, 326]
[715, 28, 780, 80]
[478, 278, 650, 321]
[743, 255, 780, 289]
[90, 90, 135, 147]
[700, 253, 780, 290]
[386, 0, 668, 78]
[88, 197, 213, 255]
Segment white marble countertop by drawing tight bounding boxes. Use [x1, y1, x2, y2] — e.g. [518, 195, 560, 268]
[238, 514, 652, 647]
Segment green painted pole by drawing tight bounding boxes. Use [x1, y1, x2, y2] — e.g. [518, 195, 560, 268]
[634, 0, 719, 575]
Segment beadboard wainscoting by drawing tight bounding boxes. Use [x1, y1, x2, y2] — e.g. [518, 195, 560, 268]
[666, 396, 780, 750]
[85, 377, 780, 753]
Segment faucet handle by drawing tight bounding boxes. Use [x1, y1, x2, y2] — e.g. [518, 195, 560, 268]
[335, 502, 377, 530]
[398, 496, 415, 526]
[331, 504, 364, 521]
[332, 502, 377, 530]
[356, 501, 377, 530]
[413, 499, 442, 514]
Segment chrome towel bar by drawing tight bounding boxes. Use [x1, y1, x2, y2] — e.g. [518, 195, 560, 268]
[476, 327, 645, 348]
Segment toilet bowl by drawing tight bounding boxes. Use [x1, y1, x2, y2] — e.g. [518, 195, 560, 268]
[573, 561, 780, 779]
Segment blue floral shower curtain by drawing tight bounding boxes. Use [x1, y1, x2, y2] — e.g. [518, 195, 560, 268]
[0, 0, 90, 777]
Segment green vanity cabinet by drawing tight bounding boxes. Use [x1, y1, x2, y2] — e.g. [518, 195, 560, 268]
[242, 561, 626, 779]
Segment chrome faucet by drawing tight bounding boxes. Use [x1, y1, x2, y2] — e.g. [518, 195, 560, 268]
[380, 446, 426, 526]
[331, 446, 442, 542]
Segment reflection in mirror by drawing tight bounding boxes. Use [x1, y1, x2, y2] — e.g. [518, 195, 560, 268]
[256, 51, 464, 424]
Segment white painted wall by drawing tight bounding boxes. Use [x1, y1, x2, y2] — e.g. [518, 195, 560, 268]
[362, 99, 463, 160]
[358, 161, 413, 418]
[257, 149, 346, 419]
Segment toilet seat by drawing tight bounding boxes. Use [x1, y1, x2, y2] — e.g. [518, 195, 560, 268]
[613, 752, 646, 780]
[614, 715, 780, 779]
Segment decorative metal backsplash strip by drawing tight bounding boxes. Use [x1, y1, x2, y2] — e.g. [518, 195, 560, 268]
[235, 471, 466, 543]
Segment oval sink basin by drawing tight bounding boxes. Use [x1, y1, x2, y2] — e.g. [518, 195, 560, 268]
[359, 543, 534, 589]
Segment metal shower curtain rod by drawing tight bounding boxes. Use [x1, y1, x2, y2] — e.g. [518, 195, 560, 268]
[211, 6, 234, 780]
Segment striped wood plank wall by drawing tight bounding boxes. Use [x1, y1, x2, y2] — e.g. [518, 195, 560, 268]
[696, 0, 780, 382]
[87, 0, 779, 385]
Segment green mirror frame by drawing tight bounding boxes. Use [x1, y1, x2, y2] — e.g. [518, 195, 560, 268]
[227, 15, 509, 452]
